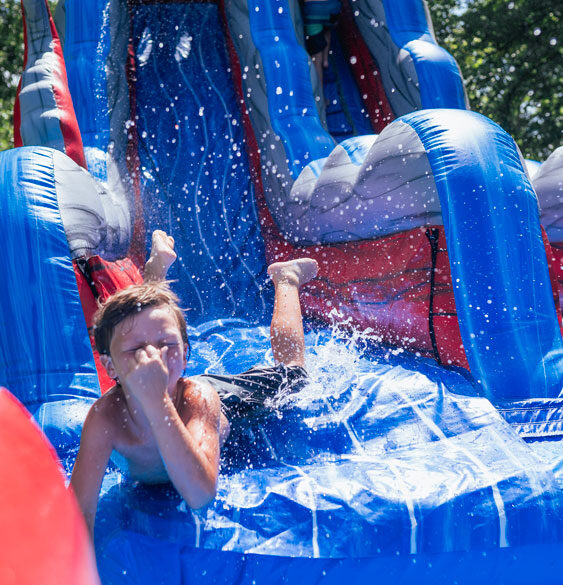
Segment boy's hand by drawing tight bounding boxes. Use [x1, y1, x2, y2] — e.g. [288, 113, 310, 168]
[122, 345, 170, 409]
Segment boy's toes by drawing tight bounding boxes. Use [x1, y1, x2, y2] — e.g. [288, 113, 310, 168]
[152, 229, 165, 241]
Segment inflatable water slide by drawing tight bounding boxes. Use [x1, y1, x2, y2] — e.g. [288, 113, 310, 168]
[1, 0, 562, 583]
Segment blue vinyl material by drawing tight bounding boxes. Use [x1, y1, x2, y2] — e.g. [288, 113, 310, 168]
[86, 322, 563, 584]
[402, 109, 563, 400]
[64, 0, 112, 180]
[323, 33, 374, 141]
[0, 147, 99, 406]
[247, 0, 335, 177]
[130, 3, 270, 324]
[98, 542, 563, 585]
[382, 0, 467, 109]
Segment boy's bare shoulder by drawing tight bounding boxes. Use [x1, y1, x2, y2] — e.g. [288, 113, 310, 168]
[179, 377, 221, 417]
[85, 385, 133, 434]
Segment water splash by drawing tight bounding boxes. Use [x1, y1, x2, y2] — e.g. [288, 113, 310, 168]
[175, 33, 193, 61]
[270, 309, 393, 412]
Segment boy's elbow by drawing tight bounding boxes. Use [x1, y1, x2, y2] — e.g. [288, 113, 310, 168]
[187, 474, 217, 510]
[191, 482, 217, 510]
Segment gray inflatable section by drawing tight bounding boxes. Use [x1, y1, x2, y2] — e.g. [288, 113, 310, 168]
[53, 150, 131, 259]
[524, 159, 541, 180]
[18, 0, 66, 153]
[17, 0, 134, 261]
[83, 148, 133, 261]
[285, 120, 441, 243]
[64, 0, 135, 260]
[352, 0, 422, 117]
[534, 146, 563, 243]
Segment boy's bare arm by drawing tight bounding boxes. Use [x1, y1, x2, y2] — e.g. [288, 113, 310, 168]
[124, 346, 221, 509]
[150, 383, 221, 508]
[70, 402, 113, 535]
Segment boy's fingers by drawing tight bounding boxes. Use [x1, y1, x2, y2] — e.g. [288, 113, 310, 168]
[135, 347, 148, 362]
[144, 344, 159, 359]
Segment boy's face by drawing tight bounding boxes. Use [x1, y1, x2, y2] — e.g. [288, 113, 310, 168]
[101, 304, 187, 394]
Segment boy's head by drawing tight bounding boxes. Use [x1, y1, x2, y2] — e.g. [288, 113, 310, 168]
[93, 281, 189, 370]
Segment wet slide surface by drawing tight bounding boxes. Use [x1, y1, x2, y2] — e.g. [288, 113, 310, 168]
[90, 319, 563, 584]
[323, 33, 374, 140]
[131, 2, 270, 323]
[93, 3, 563, 579]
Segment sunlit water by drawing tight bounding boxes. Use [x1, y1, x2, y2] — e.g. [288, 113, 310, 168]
[182, 313, 480, 470]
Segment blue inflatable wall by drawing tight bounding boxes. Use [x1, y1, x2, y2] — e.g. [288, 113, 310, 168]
[402, 109, 563, 400]
[0, 147, 99, 405]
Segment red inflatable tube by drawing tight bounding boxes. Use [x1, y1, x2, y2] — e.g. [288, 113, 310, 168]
[0, 388, 100, 585]
[338, 0, 395, 132]
[547, 242, 563, 316]
[74, 256, 143, 393]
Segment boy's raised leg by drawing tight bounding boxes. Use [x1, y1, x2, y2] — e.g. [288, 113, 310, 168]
[144, 230, 177, 281]
[267, 258, 318, 367]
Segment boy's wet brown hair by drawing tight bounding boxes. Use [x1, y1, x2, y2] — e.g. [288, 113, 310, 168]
[93, 281, 189, 357]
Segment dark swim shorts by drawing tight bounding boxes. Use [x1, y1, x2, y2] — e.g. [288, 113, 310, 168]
[192, 363, 308, 419]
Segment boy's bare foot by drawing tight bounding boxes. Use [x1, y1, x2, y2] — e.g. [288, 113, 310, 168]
[268, 258, 318, 287]
[144, 230, 177, 281]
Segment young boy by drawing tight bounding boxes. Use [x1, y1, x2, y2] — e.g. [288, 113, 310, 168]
[70, 232, 318, 536]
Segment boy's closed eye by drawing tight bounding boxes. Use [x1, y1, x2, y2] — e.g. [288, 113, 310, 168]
[159, 341, 180, 350]
[125, 341, 179, 353]
[125, 345, 145, 353]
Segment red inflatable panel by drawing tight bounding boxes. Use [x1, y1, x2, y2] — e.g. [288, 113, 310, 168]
[85, 255, 144, 299]
[339, 0, 395, 132]
[263, 218, 468, 368]
[0, 388, 100, 585]
[548, 241, 563, 318]
[74, 256, 143, 393]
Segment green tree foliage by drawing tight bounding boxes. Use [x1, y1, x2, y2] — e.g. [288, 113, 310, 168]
[429, 0, 562, 160]
[0, 0, 24, 152]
